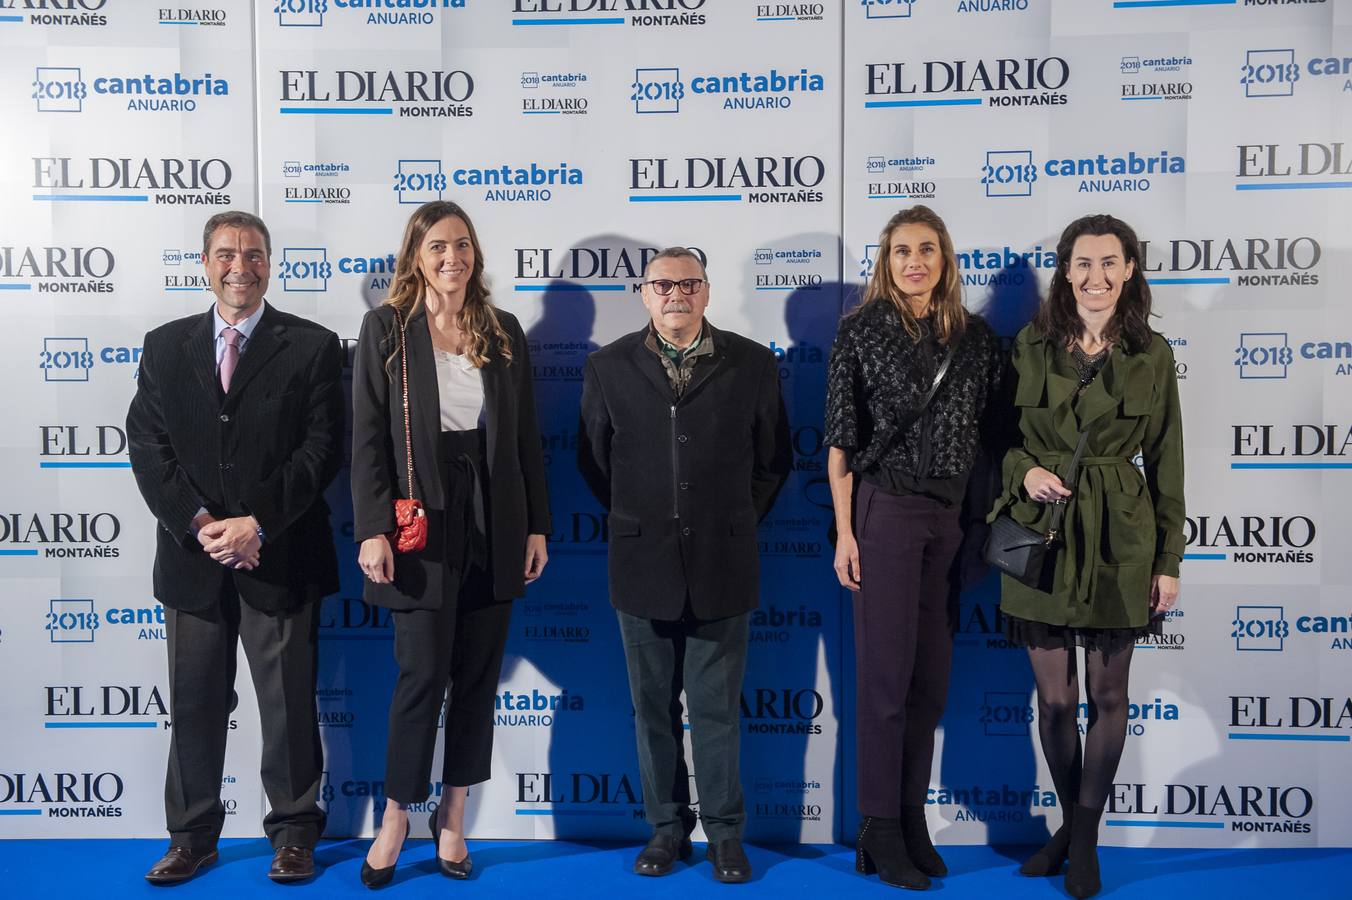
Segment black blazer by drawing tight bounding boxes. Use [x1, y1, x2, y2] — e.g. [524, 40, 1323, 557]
[577, 323, 791, 622]
[126, 303, 344, 613]
[350, 304, 551, 611]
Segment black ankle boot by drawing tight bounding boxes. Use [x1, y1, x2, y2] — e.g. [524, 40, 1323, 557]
[856, 816, 930, 891]
[1064, 804, 1103, 899]
[898, 806, 946, 877]
[1019, 807, 1074, 876]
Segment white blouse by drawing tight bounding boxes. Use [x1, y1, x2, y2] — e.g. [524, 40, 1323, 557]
[433, 346, 486, 432]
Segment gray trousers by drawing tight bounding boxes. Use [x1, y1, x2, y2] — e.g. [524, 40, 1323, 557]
[616, 609, 750, 842]
[164, 592, 325, 851]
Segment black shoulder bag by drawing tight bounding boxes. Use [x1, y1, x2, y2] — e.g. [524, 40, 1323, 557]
[983, 428, 1089, 590]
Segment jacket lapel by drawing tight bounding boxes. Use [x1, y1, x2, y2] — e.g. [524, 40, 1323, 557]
[405, 311, 442, 489]
[679, 322, 726, 405]
[480, 335, 503, 476]
[631, 331, 676, 401]
[188, 307, 219, 398]
[223, 305, 286, 403]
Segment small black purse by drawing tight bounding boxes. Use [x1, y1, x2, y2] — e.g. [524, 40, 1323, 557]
[983, 430, 1088, 589]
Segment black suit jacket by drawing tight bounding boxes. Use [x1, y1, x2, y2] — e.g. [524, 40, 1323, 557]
[126, 303, 344, 613]
[578, 323, 791, 621]
[350, 304, 551, 611]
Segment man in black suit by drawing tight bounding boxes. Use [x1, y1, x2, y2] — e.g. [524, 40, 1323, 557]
[127, 211, 343, 885]
[578, 247, 791, 883]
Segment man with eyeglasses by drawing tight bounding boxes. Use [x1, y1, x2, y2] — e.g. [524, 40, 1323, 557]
[578, 247, 791, 883]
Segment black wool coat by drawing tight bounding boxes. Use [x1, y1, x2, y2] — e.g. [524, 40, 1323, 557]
[126, 303, 344, 613]
[350, 304, 551, 611]
[577, 323, 792, 622]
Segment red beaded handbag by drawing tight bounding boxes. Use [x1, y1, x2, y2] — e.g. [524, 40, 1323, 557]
[390, 309, 427, 554]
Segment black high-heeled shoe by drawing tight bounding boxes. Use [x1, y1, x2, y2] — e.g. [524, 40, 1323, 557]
[428, 808, 473, 879]
[360, 815, 409, 889]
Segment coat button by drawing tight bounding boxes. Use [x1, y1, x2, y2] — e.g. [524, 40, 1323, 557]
[679, 482, 689, 490]
[677, 434, 688, 443]
[219, 414, 230, 423]
[220, 462, 233, 471]
[681, 527, 691, 537]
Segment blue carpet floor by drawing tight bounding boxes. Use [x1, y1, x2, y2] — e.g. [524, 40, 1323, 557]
[0, 839, 1347, 898]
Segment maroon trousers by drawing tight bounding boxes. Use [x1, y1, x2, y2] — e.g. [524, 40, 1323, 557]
[852, 479, 963, 817]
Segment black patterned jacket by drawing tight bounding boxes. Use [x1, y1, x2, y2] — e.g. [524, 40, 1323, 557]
[824, 299, 1005, 480]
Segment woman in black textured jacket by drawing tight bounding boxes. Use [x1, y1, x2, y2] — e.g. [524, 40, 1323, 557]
[825, 205, 1004, 890]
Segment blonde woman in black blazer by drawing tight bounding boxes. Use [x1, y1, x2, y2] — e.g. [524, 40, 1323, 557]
[350, 201, 551, 886]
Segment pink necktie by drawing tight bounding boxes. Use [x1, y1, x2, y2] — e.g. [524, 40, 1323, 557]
[219, 327, 241, 392]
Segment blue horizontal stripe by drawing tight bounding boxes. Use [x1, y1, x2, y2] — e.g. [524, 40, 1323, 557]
[0, 810, 43, 816]
[755, 287, 820, 292]
[1229, 733, 1350, 742]
[514, 809, 631, 816]
[1114, 0, 1234, 7]
[1149, 277, 1230, 285]
[45, 721, 157, 729]
[1183, 553, 1226, 560]
[159, 20, 197, 24]
[166, 287, 208, 292]
[511, 17, 623, 25]
[629, 195, 741, 203]
[868, 194, 911, 199]
[865, 98, 982, 108]
[0, 283, 33, 290]
[0, 550, 39, 556]
[40, 461, 131, 469]
[0, 15, 24, 21]
[284, 199, 324, 203]
[757, 16, 795, 20]
[1232, 463, 1352, 470]
[33, 194, 147, 202]
[514, 284, 627, 292]
[279, 107, 392, 115]
[1134, 645, 1157, 650]
[1236, 182, 1352, 191]
[522, 111, 562, 115]
[1121, 96, 1163, 101]
[1107, 820, 1226, 828]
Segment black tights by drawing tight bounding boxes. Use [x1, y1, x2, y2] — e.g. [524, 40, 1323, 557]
[1027, 644, 1134, 812]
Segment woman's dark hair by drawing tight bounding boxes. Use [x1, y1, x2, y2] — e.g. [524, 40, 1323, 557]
[1035, 214, 1153, 353]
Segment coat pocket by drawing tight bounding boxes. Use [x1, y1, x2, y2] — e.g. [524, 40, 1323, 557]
[608, 511, 641, 537]
[1103, 490, 1151, 564]
[729, 509, 758, 536]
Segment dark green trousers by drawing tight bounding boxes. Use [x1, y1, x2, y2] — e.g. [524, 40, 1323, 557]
[616, 609, 750, 842]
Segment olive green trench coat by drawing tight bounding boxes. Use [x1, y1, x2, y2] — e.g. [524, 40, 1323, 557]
[990, 325, 1184, 629]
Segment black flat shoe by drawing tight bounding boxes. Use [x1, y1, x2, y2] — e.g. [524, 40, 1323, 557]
[428, 809, 473, 879]
[360, 816, 409, 889]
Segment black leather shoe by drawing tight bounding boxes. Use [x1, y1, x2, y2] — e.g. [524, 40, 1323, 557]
[633, 833, 692, 876]
[269, 846, 315, 883]
[360, 817, 409, 889]
[428, 809, 473, 879]
[145, 846, 219, 885]
[706, 838, 752, 884]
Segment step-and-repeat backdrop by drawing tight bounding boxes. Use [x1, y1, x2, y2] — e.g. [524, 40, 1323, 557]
[1, 0, 1348, 849]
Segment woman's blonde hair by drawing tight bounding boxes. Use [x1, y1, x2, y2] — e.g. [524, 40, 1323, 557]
[383, 200, 511, 370]
[858, 204, 966, 344]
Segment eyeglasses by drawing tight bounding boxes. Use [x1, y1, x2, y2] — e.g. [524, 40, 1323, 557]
[640, 278, 707, 296]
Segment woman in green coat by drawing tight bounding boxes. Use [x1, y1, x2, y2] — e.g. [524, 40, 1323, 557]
[990, 214, 1183, 899]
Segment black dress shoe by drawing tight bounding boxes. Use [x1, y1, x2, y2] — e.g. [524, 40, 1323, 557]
[145, 845, 219, 885]
[360, 817, 409, 889]
[427, 809, 473, 879]
[633, 833, 692, 876]
[269, 846, 316, 883]
[706, 838, 752, 884]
